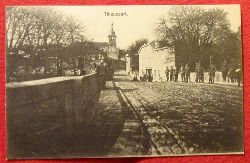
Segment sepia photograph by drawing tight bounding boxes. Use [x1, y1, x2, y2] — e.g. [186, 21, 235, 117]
[5, 5, 243, 159]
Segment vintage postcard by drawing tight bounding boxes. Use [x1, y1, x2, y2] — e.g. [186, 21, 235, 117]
[5, 5, 243, 159]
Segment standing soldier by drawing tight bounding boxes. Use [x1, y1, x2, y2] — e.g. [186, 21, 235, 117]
[208, 62, 217, 84]
[196, 62, 204, 83]
[235, 67, 242, 86]
[221, 60, 228, 82]
[133, 74, 139, 81]
[107, 63, 114, 81]
[185, 64, 191, 83]
[95, 62, 102, 89]
[165, 66, 170, 81]
[199, 64, 204, 83]
[102, 61, 108, 87]
[170, 66, 174, 81]
[96, 60, 108, 90]
[180, 65, 185, 82]
[228, 66, 235, 83]
[174, 67, 179, 82]
[195, 63, 199, 83]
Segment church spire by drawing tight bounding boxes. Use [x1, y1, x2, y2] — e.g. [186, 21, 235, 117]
[110, 22, 116, 36]
[108, 23, 116, 47]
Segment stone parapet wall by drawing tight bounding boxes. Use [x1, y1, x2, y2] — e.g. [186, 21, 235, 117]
[6, 74, 100, 158]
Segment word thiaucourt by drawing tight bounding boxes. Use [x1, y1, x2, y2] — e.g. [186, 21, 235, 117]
[104, 12, 128, 16]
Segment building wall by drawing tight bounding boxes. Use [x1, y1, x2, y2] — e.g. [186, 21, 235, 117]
[154, 48, 175, 81]
[107, 46, 119, 60]
[92, 43, 119, 61]
[139, 45, 154, 77]
[138, 43, 240, 84]
[139, 45, 175, 81]
[126, 55, 131, 74]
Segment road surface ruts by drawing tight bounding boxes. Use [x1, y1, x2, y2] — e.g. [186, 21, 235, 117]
[115, 76, 243, 154]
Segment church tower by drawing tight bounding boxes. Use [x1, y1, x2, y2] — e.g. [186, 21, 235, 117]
[108, 23, 116, 47]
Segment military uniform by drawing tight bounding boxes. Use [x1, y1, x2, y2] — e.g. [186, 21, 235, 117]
[208, 63, 216, 84]
[180, 66, 185, 82]
[165, 68, 170, 81]
[195, 64, 204, 83]
[235, 68, 242, 86]
[221, 61, 228, 82]
[96, 61, 108, 89]
[184, 65, 191, 83]
[174, 68, 179, 82]
[199, 66, 204, 83]
[170, 67, 174, 81]
[228, 67, 235, 83]
[195, 64, 199, 83]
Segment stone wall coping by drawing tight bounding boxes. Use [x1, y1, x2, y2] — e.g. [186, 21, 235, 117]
[6, 73, 96, 88]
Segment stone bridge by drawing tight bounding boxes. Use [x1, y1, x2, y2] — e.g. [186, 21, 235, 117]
[6, 74, 100, 158]
[6, 71, 243, 159]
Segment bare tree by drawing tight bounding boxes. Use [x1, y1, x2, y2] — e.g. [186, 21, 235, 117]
[6, 6, 89, 81]
[64, 16, 86, 45]
[155, 6, 230, 69]
[6, 7, 37, 54]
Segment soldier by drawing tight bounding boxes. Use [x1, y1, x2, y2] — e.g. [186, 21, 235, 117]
[165, 66, 170, 81]
[170, 66, 174, 81]
[196, 63, 204, 83]
[174, 67, 179, 82]
[221, 60, 228, 82]
[199, 64, 204, 83]
[208, 63, 217, 84]
[95, 62, 101, 89]
[96, 60, 108, 89]
[132, 74, 139, 81]
[184, 64, 191, 83]
[228, 66, 235, 83]
[180, 65, 185, 82]
[107, 63, 114, 81]
[195, 63, 199, 83]
[235, 67, 242, 86]
[103, 61, 108, 86]
[148, 74, 153, 82]
[140, 70, 145, 81]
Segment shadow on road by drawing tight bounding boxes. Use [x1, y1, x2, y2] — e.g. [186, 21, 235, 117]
[64, 81, 126, 157]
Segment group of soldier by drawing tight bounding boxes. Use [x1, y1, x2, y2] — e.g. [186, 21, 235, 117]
[165, 64, 191, 83]
[164, 60, 241, 85]
[95, 59, 241, 89]
[221, 60, 242, 86]
[165, 62, 218, 84]
[192, 62, 217, 84]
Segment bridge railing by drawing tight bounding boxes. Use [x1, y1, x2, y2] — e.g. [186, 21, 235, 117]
[6, 73, 100, 158]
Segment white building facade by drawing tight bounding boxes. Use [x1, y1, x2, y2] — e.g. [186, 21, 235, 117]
[125, 54, 132, 75]
[138, 41, 175, 82]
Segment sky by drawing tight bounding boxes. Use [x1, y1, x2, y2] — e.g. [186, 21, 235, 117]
[53, 5, 241, 49]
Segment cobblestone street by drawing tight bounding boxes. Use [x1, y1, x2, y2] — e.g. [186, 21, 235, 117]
[63, 73, 243, 157]
[113, 74, 243, 155]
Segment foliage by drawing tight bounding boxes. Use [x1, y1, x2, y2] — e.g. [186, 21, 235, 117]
[155, 6, 241, 70]
[6, 7, 89, 82]
[127, 39, 148, 70]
